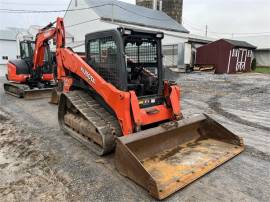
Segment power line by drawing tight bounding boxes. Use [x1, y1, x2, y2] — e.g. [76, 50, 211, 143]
[0, 3, 111, 13]
[1, 3, 270, 36]
[0, 1, 67, 6]
[184, 22, 270, 37]
[0, 3, 172, 21]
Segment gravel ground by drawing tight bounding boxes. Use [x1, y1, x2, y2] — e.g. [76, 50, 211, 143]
[0, 72, 269, 202]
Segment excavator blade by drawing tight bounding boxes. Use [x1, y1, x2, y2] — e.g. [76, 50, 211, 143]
[4, 83, 53, 99]
[115, 114, 244, 200]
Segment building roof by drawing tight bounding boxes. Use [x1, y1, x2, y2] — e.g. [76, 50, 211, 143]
[223, 38, 257, 49]
[188, 34, 214, 44]
[84, 0, 189, 33]
[235, 35, 270, 49]
[0, 27, 27, 41]
[0, 30, 16, 40]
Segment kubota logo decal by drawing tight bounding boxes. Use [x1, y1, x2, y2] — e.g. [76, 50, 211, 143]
[81, 67, 95, 84]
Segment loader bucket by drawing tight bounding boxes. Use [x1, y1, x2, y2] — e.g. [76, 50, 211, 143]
[115, 114, 244, 200]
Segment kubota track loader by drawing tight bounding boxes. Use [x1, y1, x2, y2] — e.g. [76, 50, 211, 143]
[51, 18, 244, 199]
[4, 22, 59, 99]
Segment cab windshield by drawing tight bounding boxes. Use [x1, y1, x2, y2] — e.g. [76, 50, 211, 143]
[20, 41, 35, 60]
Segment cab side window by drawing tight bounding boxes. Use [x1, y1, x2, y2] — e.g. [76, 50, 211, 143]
[88, 37, 120, 88]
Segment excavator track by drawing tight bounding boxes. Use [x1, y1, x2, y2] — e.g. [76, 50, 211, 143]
[4, 83, 53, 99]
[58, 90, 122, 156]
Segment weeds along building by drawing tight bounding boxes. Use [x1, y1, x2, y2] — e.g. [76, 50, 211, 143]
[136, 0, 183, 23]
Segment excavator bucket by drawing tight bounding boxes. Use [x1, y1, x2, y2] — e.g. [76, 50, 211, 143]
[4, 83, 53, 99]
[115, 114, 244, 200]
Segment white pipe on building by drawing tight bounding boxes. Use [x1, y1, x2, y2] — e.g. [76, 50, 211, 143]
[153, 0, 157, 10]
[159, 0, 163, 11]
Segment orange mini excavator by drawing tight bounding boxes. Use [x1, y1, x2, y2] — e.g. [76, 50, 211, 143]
[3, 21, 61, 99]
[48, 17, 243, 199]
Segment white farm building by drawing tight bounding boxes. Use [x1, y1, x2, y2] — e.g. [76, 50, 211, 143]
[0, 28, 27, 66]
[64, 0, 213, 72]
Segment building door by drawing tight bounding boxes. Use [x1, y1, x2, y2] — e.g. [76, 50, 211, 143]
[236, 48, 247, 71]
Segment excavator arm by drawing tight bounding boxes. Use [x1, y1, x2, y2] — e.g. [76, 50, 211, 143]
[33, 17, 65, 71]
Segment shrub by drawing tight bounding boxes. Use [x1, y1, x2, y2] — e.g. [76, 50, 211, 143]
[251, 58, 256, 71]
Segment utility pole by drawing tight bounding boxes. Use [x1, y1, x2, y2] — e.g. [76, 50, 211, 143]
[112, 3, 114, 23]
[205, 25, 208, 37]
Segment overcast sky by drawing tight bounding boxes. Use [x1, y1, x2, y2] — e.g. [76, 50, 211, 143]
[1, 0, 270, 39]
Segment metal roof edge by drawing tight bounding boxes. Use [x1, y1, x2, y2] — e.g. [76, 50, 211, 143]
[188, 37, 212, 44]
[255, 48, 270, 51]
[0, 38, 16, 41]
[222, 38, 257, 49]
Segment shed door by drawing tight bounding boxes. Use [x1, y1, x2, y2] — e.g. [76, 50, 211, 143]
[236, 48, 247, 71]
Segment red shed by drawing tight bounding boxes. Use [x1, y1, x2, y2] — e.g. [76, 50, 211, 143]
[196, 39, 256, 74]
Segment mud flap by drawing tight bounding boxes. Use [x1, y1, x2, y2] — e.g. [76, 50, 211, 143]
[115, 114, 244, 200]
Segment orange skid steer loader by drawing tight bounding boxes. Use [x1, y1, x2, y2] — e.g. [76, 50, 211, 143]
[49, 17, 244, 199]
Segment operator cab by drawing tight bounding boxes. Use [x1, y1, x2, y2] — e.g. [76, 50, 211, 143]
[20, 40, 35, 62]
[17, 40, 53, 76]
[86, 27, 164, 102]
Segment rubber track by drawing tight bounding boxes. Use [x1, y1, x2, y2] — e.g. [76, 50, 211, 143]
[4, 83, 29, 98]
[61, 90, 122, 155]
[4, 83, 53, 99]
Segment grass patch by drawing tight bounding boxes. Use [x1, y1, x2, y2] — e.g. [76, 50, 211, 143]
[254, 66, 270, 74]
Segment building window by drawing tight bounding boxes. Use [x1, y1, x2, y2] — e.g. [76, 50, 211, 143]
[233, 49, 240, 57]
[232, 49, 238, 57]
[247, 50, 252, 57]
